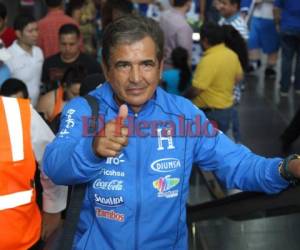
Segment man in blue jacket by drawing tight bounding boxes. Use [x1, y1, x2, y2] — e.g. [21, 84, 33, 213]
[43, 14, 300, 250]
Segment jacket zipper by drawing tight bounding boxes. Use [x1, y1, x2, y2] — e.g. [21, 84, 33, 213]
[134, 112, 141, 250]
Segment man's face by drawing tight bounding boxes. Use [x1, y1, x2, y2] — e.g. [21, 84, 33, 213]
[59, 33, 80, 62]
[218, 0, 238, 18]
[103, 36, 163, 113]
[18, 22, 38, 47]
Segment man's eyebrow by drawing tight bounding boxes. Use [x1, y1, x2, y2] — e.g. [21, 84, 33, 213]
[140, 59, 156, 64]
[114, 61, 131, 66]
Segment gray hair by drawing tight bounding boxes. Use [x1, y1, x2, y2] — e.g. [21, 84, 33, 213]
[102, 14, 164, 67]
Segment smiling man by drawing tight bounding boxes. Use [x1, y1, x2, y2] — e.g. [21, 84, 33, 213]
[43, 14, 300, 250]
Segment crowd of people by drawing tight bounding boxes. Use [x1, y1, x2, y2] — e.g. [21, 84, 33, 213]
[0, 0, 300, 249]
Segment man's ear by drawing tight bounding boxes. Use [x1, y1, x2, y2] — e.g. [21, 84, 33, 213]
[159, 59, 164, 76]
[101, 61, 109, 81]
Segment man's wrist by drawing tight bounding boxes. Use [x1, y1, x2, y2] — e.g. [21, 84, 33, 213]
[278, 154, 300, 186]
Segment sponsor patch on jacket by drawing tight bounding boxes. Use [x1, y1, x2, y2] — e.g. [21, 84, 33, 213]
[153, 175, 180, 198]
[106, 153, 125, 165]
[93, 179, 123, 191]
[94, 194, 124, 207]
[150, 158, 181, 172]
[99, 168, 125, 177]
[95, 208, 124, 222]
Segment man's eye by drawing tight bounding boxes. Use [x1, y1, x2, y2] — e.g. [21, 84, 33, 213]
[117, 63, 130, 69]
[142, 62, 154, 68]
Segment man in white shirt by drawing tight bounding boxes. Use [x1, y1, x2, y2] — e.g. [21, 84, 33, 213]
[6, 14, 43, 107]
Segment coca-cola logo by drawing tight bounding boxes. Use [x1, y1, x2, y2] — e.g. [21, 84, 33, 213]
[93, 179, 123, 191]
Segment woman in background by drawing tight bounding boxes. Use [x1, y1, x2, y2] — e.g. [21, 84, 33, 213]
[162, 46, 191, 95]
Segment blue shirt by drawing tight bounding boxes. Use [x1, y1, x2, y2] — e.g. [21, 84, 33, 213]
[162, 69, 180, 95]
[240, 0, 252, 13]
[0, 64, 10, 87]
[274, 0, 300, 32]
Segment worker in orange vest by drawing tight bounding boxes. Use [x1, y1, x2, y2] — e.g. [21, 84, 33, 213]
[0, 95, 67, 250]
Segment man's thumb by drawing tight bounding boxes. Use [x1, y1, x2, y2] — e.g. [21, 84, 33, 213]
[118, 104, 128, 121]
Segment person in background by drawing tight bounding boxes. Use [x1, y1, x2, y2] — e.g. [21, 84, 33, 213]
[200, 0, 220, 23]
[274, 0, 300, 96]
[0, 85, 67, 249]
[0, 2, 16, 47]
[186, 22, 243, 134]
[162, 46, 191, 95]
[79, 0, 97, 56]
[67, 0, 97, 56]
[0, 39, 11, 86]
[247, 0, 279, 77]
[37, 65, 87, 122]
[223, 24, 248, 142]
[37, 0, 79, 58]
[0, 78, 29, 98]
[159, 0, 193, 69]
[218, 0, 248, 40]
[5, 14, 43, 107]
[240, 0, 252, 17]
[41, 23, 101, 92]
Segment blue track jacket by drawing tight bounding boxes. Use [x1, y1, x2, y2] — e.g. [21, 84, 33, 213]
[43, 83, 288, 250]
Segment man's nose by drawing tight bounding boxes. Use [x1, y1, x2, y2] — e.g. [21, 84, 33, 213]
[129, 65, 141, 83]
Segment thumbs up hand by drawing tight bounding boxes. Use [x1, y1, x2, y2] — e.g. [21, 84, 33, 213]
[93, 104, 129, 158]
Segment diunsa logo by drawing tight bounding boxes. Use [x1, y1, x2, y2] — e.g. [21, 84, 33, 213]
[151, 158, 181, 172]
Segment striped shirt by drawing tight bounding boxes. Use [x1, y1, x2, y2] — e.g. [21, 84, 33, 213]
[219, 13, 249, 40]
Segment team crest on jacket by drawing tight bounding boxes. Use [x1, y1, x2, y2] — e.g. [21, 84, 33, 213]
[153, 175, 180, 198]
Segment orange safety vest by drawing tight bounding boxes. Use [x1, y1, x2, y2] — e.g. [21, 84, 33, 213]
[0, 97, 41, 250]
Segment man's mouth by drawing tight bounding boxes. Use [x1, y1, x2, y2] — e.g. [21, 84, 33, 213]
[126, 87, 146, 95]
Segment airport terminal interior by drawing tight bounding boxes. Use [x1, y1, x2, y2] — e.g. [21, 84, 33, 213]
[1, 1, 300, 250]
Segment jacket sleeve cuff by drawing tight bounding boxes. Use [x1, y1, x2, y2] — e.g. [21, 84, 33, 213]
[268, 159, 289, 188]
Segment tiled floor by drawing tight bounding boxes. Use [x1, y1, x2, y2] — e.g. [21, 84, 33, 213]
[188, 68, 300, 250]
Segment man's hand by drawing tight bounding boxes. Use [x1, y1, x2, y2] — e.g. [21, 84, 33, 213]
[41, 212, 62, 241]
[93, 104, 129, 157]
[287, 158, 300, 179]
